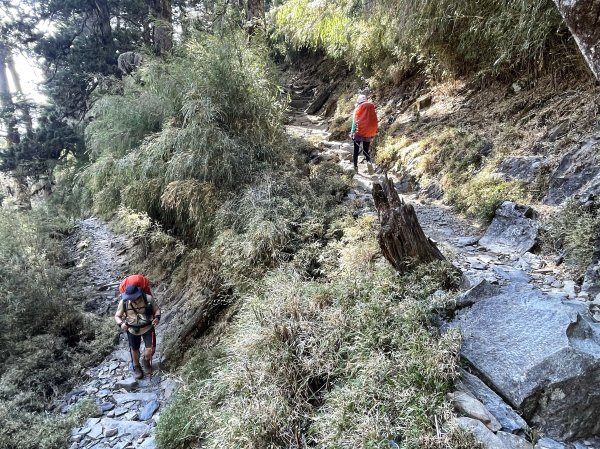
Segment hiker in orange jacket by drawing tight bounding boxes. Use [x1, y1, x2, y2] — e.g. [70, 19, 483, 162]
[115, 275, 161, 379]
[350, 94, 378, 174]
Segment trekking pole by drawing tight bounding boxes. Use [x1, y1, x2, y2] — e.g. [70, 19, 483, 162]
[127, 335, 135, 371]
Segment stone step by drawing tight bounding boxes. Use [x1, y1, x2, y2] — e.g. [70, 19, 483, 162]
[113, 392, 158, 404]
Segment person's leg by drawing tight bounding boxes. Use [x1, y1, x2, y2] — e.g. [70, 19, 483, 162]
[353, 140, 360, 170]
[127, 333, 144, 379]
[363, 140, 374, 174]
[141, 329, 156, 375]
[362, 141, 371, 162]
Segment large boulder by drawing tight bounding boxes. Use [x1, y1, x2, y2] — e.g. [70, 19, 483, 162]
[478, 202, 538, 254]
[496, 157, 543, 184]
[544, 136, 600, 205]
[451, 282, 600, 441]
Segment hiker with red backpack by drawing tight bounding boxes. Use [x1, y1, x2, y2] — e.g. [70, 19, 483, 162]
[350, 94, 378, 174]
[114, 274, 161, 379]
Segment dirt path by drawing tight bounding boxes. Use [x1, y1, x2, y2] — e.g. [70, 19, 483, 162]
[285, 84, 579, 297]
[62, 218, 173, 449]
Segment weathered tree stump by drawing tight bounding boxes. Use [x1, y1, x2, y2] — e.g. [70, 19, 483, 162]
[373, 177, 445, 273]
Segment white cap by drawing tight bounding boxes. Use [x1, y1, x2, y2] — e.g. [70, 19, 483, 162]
[356, 94, 367, 104]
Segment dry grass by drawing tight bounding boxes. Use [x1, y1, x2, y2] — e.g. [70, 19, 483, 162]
[272, 0, 581, 81]
[157, 213, 468, 449]
[541, 200, 600, 277]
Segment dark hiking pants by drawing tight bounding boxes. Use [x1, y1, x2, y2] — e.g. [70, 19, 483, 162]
[353, 140, 371, 168]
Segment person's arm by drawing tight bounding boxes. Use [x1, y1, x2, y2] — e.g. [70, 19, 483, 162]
[152, 299, 161, 326]
[350, 112, 357, 136]
[114, 300, 129, 332]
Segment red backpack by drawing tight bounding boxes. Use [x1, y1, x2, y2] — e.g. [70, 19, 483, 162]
[119, 274, 152, 295]
[355, 102, 378, 138]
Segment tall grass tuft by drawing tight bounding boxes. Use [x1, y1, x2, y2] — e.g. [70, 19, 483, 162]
[80, 32, 287, 246]
[272, 0, 579, 80]
[541, 200, 600, 276]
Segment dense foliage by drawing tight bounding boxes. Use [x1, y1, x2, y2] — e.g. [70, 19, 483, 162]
[272, 0, 580, 81]
[79, 32, 286, 245]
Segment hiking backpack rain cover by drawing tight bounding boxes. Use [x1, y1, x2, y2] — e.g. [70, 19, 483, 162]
[354, 102, 378, 138]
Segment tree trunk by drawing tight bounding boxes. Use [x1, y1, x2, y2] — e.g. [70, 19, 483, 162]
[552, 0, 600, 80]
[93, 0, 113, 46]
[372, 177, 445, 273]
[246, 0, 264, 36]
[5, 53, 32, 135]
[0, 44, 19, 146]
[149, 0, 173, 55]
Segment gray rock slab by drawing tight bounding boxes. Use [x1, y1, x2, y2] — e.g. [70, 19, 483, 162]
[458, 369, 528, 434]
[514, 252, 545, 271]
[456, 236, 480, 247]
[113, 407, 128, 417]
[582, 256, 600, 297]
[113, 393, 158, 404]
[456, 279, 501, 308]
[492, 266, 531, 284]
[137, 436, 157, 449]
[479, 202, 538, 255]
[98, 418, 150, 440]
[97, 389, 112, 398]
[115, 378, 138, 392]
[451, 282, 600, 440]
[87, 423, 103, 439]
[100, 402, 114, 412]
[455, 417, 506, 449]
[496, 156, 543, 183]
[496, 432, 533, 449]
[83, 417, 101, 428]
[124, 411, 139, 421]
[534, 437, 567, 449]
[103, 427, 118, 438]
[545, 137, 600, 205]
[139, 399, 160, 421]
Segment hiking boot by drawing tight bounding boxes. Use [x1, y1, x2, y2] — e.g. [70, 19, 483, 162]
[133, 364, 144, 380]
[141, 357, 153, 377]
[354, 165, 358, 174]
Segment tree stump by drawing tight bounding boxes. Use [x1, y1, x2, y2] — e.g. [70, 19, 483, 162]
[372, 177, 445, 273]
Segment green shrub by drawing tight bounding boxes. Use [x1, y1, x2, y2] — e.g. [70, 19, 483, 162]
[446, 172, 526, 223]
[272, 0, 578, 80]
[212, 157, 350, 280]
[80, 32, 287, 246]
[541, 200, 600, 275]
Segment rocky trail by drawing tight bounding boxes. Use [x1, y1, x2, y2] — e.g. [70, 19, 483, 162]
[286, 79, 600, 449]
[51, 83, 600, 449]
[60, 218, 174, 449]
